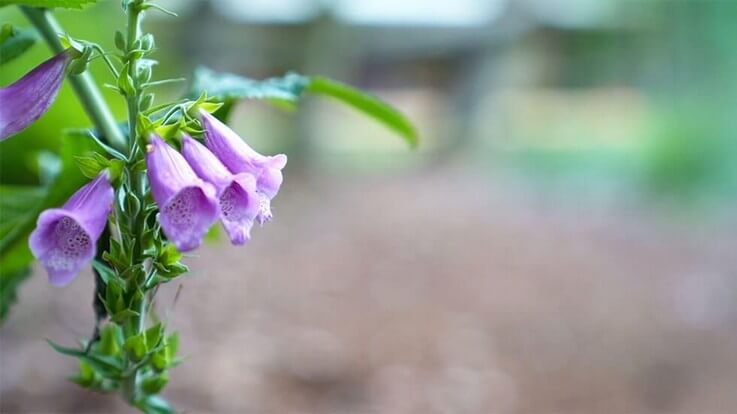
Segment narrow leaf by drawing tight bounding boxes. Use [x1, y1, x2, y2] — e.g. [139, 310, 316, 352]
[307, 77, 418, 148]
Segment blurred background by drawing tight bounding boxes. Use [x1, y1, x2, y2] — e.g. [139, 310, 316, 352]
[3, 0, 737, 412]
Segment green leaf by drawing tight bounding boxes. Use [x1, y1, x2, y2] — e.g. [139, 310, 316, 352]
[306, 77, 418, 148]
[189, 66, 309, 103]
[0, 186, 46, 241]
[47, 340, 123, 376]
[0, 0, 98, 9]
[0, 186, 45, 321]
[75, 155, 106, 179]
[0, 24, 37, 65]
[188, 67, 417, 147]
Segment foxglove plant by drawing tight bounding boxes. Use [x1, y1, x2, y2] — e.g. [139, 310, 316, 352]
[0, 0, 416, 412]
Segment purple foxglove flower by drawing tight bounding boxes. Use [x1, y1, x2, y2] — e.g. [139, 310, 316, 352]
[0, 50, 71, 140]
[146, 134, 219, 252]
[199, 110, 286, 223]
[29, 172, 113, 286]
[181, 134, 260, 245]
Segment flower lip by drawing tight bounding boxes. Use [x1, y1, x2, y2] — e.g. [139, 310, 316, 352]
[158, 185, 219, 252]
[0, 50, 72, 141]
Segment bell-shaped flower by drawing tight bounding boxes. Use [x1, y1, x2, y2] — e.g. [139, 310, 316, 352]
[29, 171, 114, 286]
[146, 134, 219, 252]
[199, 110, 287, 223]
[0, 50, 71, 141]
[181, 134, 260, 245]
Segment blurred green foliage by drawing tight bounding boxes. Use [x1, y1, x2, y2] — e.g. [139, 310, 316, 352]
[0, 3, 183, 186]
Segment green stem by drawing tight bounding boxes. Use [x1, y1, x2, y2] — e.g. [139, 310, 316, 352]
[122, 294, 146, 403]
[19, 7, 127, 153]
[121, 2, 146, 405]
[125, 5, 142, 155]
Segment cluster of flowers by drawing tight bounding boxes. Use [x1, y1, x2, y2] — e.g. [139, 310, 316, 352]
[1, 51, 286, 287]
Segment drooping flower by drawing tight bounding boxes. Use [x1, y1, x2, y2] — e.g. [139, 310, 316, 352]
[29, 171, 114, 286]
[181, 134, 260, 245]
[0, 50, 71, 141]
[199, 110, 287, 224]
[146, 134, 219, 252]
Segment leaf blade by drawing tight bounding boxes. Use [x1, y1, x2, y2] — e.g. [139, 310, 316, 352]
[306, 76, 418, 148]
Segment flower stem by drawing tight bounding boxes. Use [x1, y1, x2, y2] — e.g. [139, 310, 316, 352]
[19, 6, 127, 152]
[121, 1, 146, 405]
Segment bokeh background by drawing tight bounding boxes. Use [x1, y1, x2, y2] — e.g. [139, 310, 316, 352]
[3, 0, 737, 412]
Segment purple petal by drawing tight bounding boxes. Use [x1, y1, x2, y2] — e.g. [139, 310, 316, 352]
[0, 51, 70, 140]
[181, 134, 262, 245]
[200, 110, 287, 199]
[63, 171, 115, 238]
[28, 172, 113, 286]
[158, 186, 220, 251]
[219, 173, 260, 245]
[256, 166, 283, 199]
[146, 134, 219, 251]
[256, 194, 273, 225]
[180, 133, 232, 192]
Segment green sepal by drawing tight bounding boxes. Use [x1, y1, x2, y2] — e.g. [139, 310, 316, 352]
[117, 63, 135, 96]
[69, 360, 98, 388]
[74, 154, 107, 179]
[99, 323, 123, 356]
[154, 262, 188, 279]
[140, 93, 155, 111]
[157, 243, 181, 266]
[114, 30, 126, 51]
[110, 309, 140, 324]
[145, 322, 164, 351]
[104, 279, 125, 315]
[123, 334, 146, 361]
[151, 332, 178, 371]
[141, 372, 168, 395]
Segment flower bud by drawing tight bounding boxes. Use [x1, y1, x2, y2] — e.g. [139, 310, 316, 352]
[0, 50, 71, 140]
